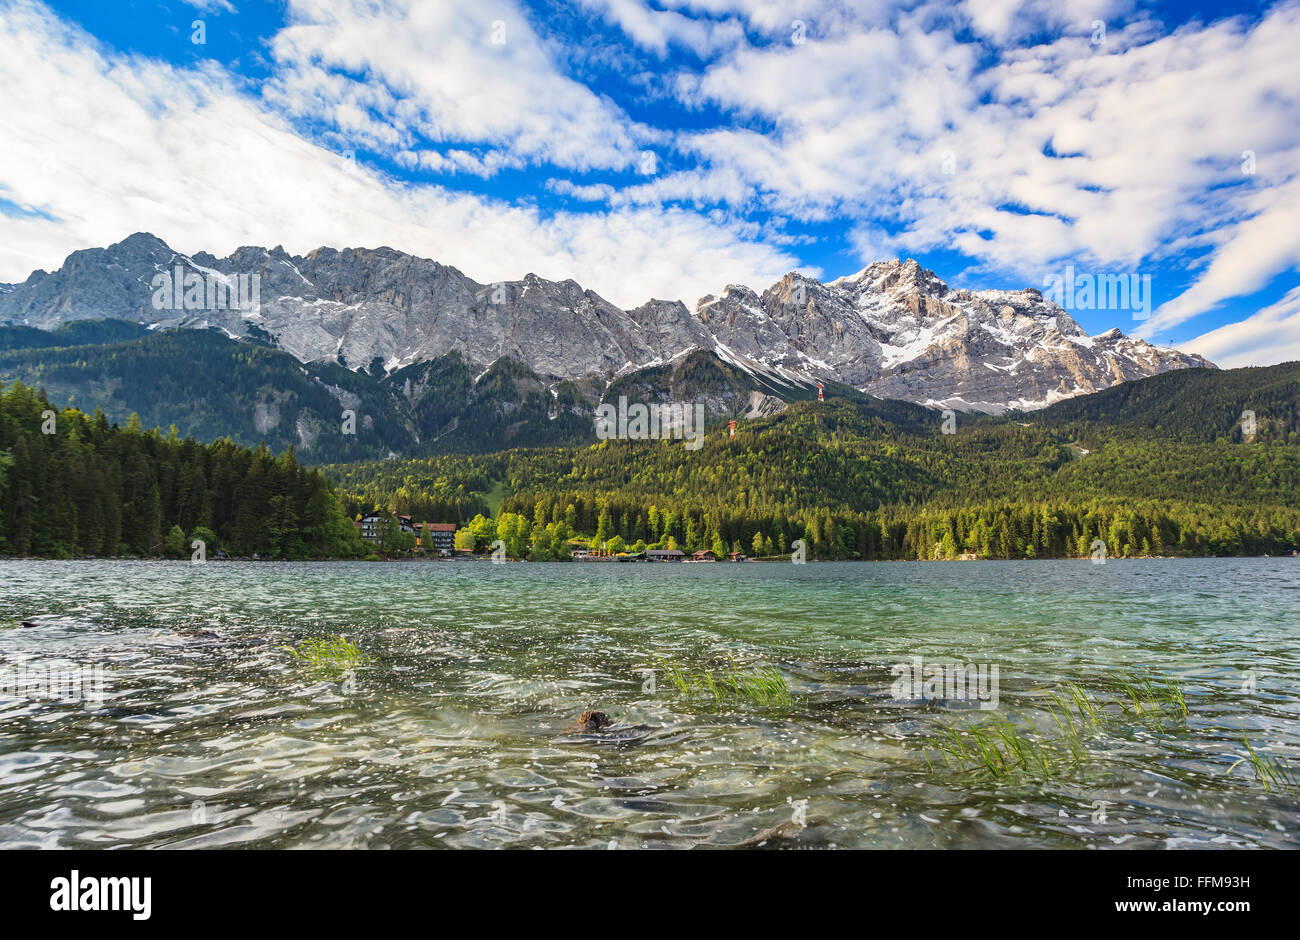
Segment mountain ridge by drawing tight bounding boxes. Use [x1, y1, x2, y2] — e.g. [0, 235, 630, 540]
[0, 233, 1213, 414]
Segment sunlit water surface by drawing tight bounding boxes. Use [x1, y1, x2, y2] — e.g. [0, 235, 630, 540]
[1, 558, 1297, 849]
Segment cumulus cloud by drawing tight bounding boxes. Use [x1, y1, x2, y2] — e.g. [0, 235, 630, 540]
[575, 0, 747, 56]
[264, 0, 647, 173]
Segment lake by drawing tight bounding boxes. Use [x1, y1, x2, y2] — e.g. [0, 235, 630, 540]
[1, 557, 1297, 849]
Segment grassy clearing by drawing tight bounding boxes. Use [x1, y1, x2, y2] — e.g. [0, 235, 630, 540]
[284, 634, 371, 676]
[655, 655, 793, 707]
[481, 478, 511, 517]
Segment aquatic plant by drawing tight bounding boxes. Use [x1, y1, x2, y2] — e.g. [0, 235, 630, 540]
[933, 718, 1060, 781]
[1044, 675, 1187, 739]
[1228, 733, 1297, 794]
[654, 655, 792, 707]
[283, 634, 371, 675]
[935, 674, 1192, 783]
[1102, 673, 1189, 725]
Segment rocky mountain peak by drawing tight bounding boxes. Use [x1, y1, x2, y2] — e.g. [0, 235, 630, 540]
[0, 233, 1215, 413]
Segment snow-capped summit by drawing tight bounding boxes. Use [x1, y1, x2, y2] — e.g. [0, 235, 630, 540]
[0, 239, 1213, 413]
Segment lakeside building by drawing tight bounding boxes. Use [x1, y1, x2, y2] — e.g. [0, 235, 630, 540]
[357, 512, 385, 541]
[357, 514, 455, 555]
[646, 549, 685, 562]
[420, 522, 457, 555]
[691, 550, 718, 562]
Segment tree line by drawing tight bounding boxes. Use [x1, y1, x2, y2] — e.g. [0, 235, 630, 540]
[0, 382, 364, 558]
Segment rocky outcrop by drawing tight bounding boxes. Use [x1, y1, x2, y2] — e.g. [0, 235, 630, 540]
[0, 235, 1213, 413]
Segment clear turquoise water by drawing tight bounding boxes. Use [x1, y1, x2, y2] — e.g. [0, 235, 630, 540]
[0, 557, 1297, 849]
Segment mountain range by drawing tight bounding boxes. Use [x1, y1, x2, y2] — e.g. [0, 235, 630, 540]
[0, 233, 1212, 416]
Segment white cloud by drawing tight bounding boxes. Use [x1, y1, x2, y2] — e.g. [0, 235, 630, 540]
[185, 0, 237, 13]
[656, 1, 1300, 339]
[960, 0, 1126, 44]
[1182, 285, 1300, 368]
[265, 0, 646, 173]
[0, 0, 797, 308]
[575, 0, 746, 56]
[1137, 175, 1300, 338]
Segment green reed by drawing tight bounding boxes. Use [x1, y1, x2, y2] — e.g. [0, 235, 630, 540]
[1228, 733, 1297, 794]
[935, 674, 1191, 783]
[1103, 672, 1189, 725]
[283, 634, 371, 675]
[655, 655, 792, 707]
[934, 719, 1058, 781]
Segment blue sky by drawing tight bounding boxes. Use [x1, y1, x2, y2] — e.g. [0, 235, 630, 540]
[1, 0, 1298, 366]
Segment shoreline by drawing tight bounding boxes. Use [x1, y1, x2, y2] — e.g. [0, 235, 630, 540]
[1, 553, 1293, 564]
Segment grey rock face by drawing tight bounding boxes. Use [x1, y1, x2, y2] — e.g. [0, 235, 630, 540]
[698, 259, 1213, 413]
[0, 236, 1213, 413]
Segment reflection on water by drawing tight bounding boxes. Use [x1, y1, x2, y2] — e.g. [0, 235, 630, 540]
[1, 558, 1297, 849]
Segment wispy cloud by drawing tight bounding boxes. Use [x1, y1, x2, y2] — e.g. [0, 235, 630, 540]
[265, 0, 647, 173]
[1183, 285, 1300, 368]
[665, 0, 1300, 338]
[184, 0, 237, 13]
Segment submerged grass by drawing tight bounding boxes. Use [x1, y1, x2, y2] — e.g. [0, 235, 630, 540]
[284, 634, 371, 675]
[934, 718, 1058, 781]
[655, 655, 793, 707]
[934, 673, 1191, 783]
[1103, 673, 1189, 725]
[1228, 733, 1297, 794]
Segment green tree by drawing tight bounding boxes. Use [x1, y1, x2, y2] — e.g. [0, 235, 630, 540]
[164, 524, 187, 558]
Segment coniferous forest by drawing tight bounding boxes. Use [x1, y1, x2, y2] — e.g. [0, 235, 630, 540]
[0, 382, 363, 558]
[323, 362, 1300, 561]
[3, 359, 1299, 561]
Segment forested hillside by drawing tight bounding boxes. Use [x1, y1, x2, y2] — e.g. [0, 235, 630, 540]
[1030, 360, 1300, 444]
[0, 319, 929, 464]
[323, 372, 1300, 561]
[0, 381, 363, 558]
[5, 356, 1299, 561]
[0, 322, 599, 462]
